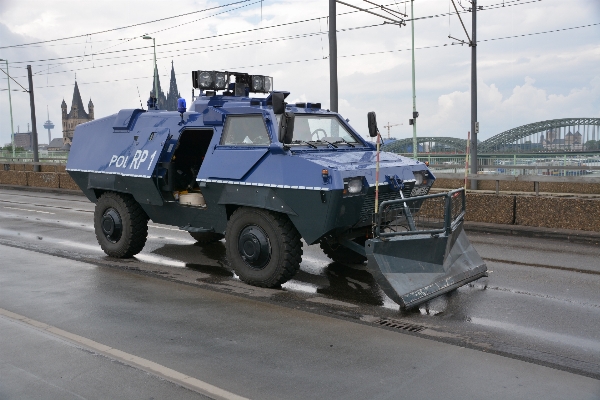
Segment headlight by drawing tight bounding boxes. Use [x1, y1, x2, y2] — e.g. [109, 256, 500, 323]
[249, 75, 273, 93]
[197, 71, 213, 88]
[344, 177, 364, 196]
[195, 70, 229, 90]
[264, 76, 273, 92]
[251, 75, 264, 92]
[413, 171, 427, 186]
[214, 72, 229, 89]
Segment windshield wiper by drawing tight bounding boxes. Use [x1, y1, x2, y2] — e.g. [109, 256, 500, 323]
[292, 140, 317, 149]
[333, 137, 355, 147]
[318, 139, 338, 148]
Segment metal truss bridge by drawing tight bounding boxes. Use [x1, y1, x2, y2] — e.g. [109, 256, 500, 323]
[382, 118, 600, 154]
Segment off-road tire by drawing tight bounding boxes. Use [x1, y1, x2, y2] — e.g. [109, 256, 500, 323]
[189, 232, 224, 244]
[94, 192, 148, 258]
[225, 207, 302, 287]
[320, 237, 367, 264]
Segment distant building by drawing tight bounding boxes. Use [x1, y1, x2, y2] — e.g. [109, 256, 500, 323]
[62, 81, 94, 145]
[565, 131, 582, 146]
[48, 138, 65, 151]
[14, 132, 32, 150]
[149, 61, 180, 111]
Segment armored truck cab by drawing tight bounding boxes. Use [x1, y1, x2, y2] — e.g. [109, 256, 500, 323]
[67, 71, 486, 309]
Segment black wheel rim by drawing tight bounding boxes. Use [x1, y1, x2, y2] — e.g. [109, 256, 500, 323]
[237, 225, 271, 270]
[101, 208, 123, 243]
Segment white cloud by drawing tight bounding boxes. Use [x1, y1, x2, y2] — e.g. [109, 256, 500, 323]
[0, 0, 599, 146]
[424, 76, 600, 139]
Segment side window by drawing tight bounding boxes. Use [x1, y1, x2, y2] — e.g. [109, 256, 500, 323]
[220, 115, 271, 146]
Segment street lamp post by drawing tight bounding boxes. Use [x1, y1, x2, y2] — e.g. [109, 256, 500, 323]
[143, 35, 158, 109]
[0, 59, 16, 158]
[410, 0, 418, 159]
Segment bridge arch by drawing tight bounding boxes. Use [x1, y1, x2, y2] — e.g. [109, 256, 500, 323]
[382, 137, 467, 153]
[479, 118, 600, 153]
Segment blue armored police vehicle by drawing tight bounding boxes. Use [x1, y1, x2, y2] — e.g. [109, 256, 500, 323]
[66, 70, 486, 309]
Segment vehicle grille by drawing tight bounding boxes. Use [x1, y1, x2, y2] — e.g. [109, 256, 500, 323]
[359, 181, 417, 222]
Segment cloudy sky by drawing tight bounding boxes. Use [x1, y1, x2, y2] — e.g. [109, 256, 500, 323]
[0, 0, 598, 146]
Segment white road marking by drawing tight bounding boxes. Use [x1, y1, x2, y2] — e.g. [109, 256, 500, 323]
[149, 224, 184, 232]
[3, 206, 54, 214]
[135, 253, 187, 268]
[0, 307, 249, 400]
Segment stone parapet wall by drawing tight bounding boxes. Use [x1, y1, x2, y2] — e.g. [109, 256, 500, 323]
[537, 182, 600, 195]
[6, 163, 66, 173]
[58, 173, 79, 190]
[516, 196, 600, 231]
[435, 177, 600, 194]
[2, 169, 599, 232]
[0, 170, 28, 186]
[26, 172, 60, 188]
[477, 180, 534, 192]
[465, 194, 515, 225]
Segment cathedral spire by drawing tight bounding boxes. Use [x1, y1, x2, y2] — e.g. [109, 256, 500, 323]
[150, 64, 167, 109]
[166, 60, 180, 112]
[71, 80, 88, 119]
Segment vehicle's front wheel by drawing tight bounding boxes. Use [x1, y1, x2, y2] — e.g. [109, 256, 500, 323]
[225, 207, 302, 287]
[320, 237, 367, 264]
[189, 232, 224, 244]
[94, 192, 148, 258]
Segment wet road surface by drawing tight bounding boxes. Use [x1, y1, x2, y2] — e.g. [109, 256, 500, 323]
[1, 187, 599, 399]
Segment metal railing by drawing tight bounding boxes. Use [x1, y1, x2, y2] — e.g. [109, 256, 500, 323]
[408, 152, 600, 177]
[0, 151, 69, 163]
[374, 188, 465, 238]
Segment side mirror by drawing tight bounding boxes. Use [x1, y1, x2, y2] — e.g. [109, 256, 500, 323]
[367, 111, 378, 137]
[279, 111, 295, 144]
[272, 92, 285, 115]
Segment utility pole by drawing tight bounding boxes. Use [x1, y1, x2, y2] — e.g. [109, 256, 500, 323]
[410, 0, 418, 159]
[449, 0, 478, 188]
[329, 0, 338, 113]
[0, 59, 16, 158]
[470, 0, 478, 189]
[27, 65, 40, 172]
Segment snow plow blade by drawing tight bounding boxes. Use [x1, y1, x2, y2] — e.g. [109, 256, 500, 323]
[365, 188, 487, 309]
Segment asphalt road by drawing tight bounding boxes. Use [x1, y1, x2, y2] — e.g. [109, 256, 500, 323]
[1, 187, 599, 399]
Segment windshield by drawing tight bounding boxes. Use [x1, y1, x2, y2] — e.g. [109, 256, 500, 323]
[277, 115, 360, 144]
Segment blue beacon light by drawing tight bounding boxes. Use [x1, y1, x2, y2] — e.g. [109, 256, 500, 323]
[177, 98, 187, 124]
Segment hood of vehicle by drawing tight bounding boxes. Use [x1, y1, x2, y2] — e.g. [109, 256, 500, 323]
[294, 150, 423, 171]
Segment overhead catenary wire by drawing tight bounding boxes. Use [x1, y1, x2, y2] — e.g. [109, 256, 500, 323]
[5, 0, 544, 67]
[21, 21, 599, 91]
[9, 13, 388, 65]
[0, 68, 29, 92]
[1, 0, 411, 54]
[0, 0, 255, 50]
[91, 0, 261, 56]
[8, 23, 385, 76]
[7, 15, 595, 82]
[449, 0, 472, 44]
[337, 0, 405, 24]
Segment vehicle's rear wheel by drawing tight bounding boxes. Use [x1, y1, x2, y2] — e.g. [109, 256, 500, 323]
[320, 237, 367, 264]
[94, 191, 148, 258]
[189, 232, 224, 244]
[225, 207, 302, 287]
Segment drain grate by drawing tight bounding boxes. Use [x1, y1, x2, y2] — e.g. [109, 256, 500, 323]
[374, 318, 426, 333]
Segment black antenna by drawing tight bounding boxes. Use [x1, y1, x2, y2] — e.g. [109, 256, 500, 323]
[136, 86, 144, 110]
